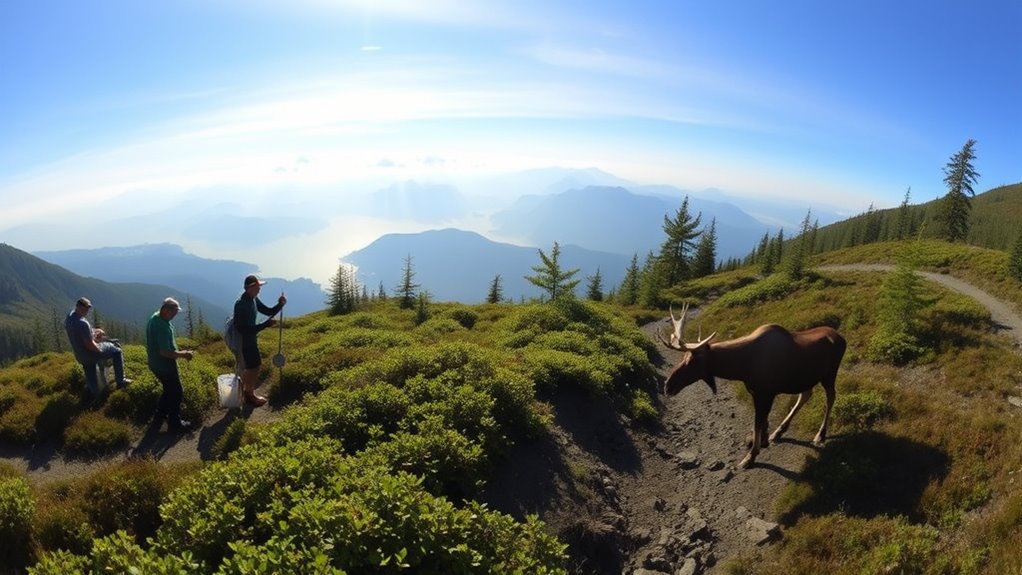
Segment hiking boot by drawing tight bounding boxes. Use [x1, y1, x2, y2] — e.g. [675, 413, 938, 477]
[244, 392, 267, 407]
[167, 419, 192, 433]
[116, 378, 133, 389]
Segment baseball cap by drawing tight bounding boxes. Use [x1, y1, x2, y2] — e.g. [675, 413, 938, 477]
[244, 275, 267, 288]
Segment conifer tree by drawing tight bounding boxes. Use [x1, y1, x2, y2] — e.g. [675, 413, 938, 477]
[893, 187, 912, 240]
[185, 295, 195, 338]
[327, 264, 359, 315]
[938, 139, 980, 242]
[525, 242, 580, 301]
[1010, 232, 1022, 282]
[51, 308, 63, 352]
[638, 251, 663, 307]
[656, 196, 703, 286]
[784, 211, 812, 280]
[585, 267, 604, 301]
[396, 254, 420, 309]
[691, 218, 718, 278]
[377, 281, 387, 300]
[618, 254, 641, 306]
[415, 292, 431, 325]
[486, 274, 504, 304]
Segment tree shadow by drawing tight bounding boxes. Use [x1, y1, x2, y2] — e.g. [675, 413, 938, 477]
[779, 431, 949, 525]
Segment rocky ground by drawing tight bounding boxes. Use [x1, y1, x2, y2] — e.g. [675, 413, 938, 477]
[485, 319, 816, 575]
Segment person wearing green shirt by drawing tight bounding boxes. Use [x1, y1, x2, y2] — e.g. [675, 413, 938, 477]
[145, 298, 194, 432]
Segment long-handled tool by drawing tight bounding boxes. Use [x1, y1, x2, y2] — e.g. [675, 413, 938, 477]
[272, 293, 286, 368]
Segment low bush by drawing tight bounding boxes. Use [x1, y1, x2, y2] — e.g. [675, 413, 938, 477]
[865, 327, 926, 365]
[63, 413, 131, 455]
[834, 390, 894, 431]
[34, 503, 94, 555]
[0, 389, 42, 444]
[447, 307, 479, 329]
[210, 418, 247, 460]
[34, 391, 79, 442]
[627, 389, 659, 427]
[0, 475, 35, 568]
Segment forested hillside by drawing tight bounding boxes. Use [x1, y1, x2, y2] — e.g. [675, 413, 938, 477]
[0, 244, 227, 364]
[809, 182, 1022, 253]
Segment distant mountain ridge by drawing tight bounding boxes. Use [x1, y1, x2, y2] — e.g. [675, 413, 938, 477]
[341, 229, 629, 304]
[33, 243, 325, 317]
[489, 185, 773, 261]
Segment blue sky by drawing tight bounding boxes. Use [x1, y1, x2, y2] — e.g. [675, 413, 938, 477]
[1, 0, 1019, 281]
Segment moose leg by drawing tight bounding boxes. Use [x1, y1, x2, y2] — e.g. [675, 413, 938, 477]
[813, 380, 837, 446]
[770, 390, 812, 442]
[739, 395, 775, 469]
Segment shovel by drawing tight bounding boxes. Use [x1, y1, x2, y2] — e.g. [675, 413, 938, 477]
[272, 299, 286, 368]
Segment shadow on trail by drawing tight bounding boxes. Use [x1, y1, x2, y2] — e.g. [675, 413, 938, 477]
[779, 430, 949, 525]
[130, 421, 191, 460]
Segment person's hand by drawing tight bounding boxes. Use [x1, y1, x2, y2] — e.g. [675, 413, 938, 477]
[181, 350, 195, 361]
[266, 318, 278, 328]
[278, 293, 287, 306]
[93, 328, 106, 340]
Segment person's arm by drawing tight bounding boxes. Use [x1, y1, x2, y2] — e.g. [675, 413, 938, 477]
[255, 297, 284, 318]
[234, 298, 264, 335]
[78, 322, 102, 354]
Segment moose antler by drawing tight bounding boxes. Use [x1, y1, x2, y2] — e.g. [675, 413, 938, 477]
[657, 303, 689, 349]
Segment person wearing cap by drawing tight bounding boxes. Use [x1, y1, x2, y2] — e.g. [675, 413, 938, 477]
[233, 274, 286, 407]
[145, 297, 194, 432]
[64, 297, 132, 401]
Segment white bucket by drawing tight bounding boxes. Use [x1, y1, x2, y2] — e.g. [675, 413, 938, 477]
[217, 374, 242, 409]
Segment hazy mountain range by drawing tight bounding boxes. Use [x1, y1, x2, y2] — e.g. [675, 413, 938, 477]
[0, 168, 860, 342]
[33, 243, 325, 317]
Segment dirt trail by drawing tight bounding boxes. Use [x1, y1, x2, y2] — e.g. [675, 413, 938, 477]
[0, 396, 282, 484]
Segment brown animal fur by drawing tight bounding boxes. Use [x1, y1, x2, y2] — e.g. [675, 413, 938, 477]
[662, 322, 846, 469]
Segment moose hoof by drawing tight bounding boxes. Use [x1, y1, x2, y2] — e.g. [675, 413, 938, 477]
[737, 455, 753, 469]
[812, 438, 826, 447]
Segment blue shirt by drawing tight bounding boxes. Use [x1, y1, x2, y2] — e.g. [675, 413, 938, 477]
[64, 310, 96, 363]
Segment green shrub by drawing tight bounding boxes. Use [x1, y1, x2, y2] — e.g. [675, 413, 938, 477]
[834, 390, 894, 431]
[79, 460, 174, 543]
[35, 391, 79, 442]
[34, 504, 94, 556]
[102, 378, 161, 423]
[63, 413, 131, 455]
[0, 476, 35, 568]
[447, 307, 478, 329]
[865, 327, 926, 365]
[367, 417, 488, 499]
[30, 530, 200, 574]
[0, 390, 42, 444]
[210, 418, 247, 460]
[628, 389, 660, 427]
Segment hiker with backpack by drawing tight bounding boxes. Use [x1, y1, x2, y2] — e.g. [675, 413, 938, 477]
[233, 274, 286, 407]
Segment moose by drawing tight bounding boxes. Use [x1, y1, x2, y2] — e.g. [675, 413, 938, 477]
[658, 304, 846, 469]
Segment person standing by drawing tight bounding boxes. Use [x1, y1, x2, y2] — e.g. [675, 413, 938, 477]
[234, 275, 286, 407]
[145, 297, 194, 432]
[64, 297, 132, 400]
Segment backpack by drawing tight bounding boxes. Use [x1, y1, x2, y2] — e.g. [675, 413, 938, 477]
[224, 316, 240, 354]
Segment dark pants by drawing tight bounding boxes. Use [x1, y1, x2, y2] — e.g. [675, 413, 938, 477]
[152, 363, 183, 423]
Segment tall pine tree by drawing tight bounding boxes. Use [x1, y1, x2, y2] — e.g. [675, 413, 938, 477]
[618, 254, 641, 306]
[656, 196, 703, 286]
[486, 274, 504, 304]
[395, 254, 420, 309]
[691, 218, 718, 278]
[585, 267, 604, 301]
[939, 139, 980, 242]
